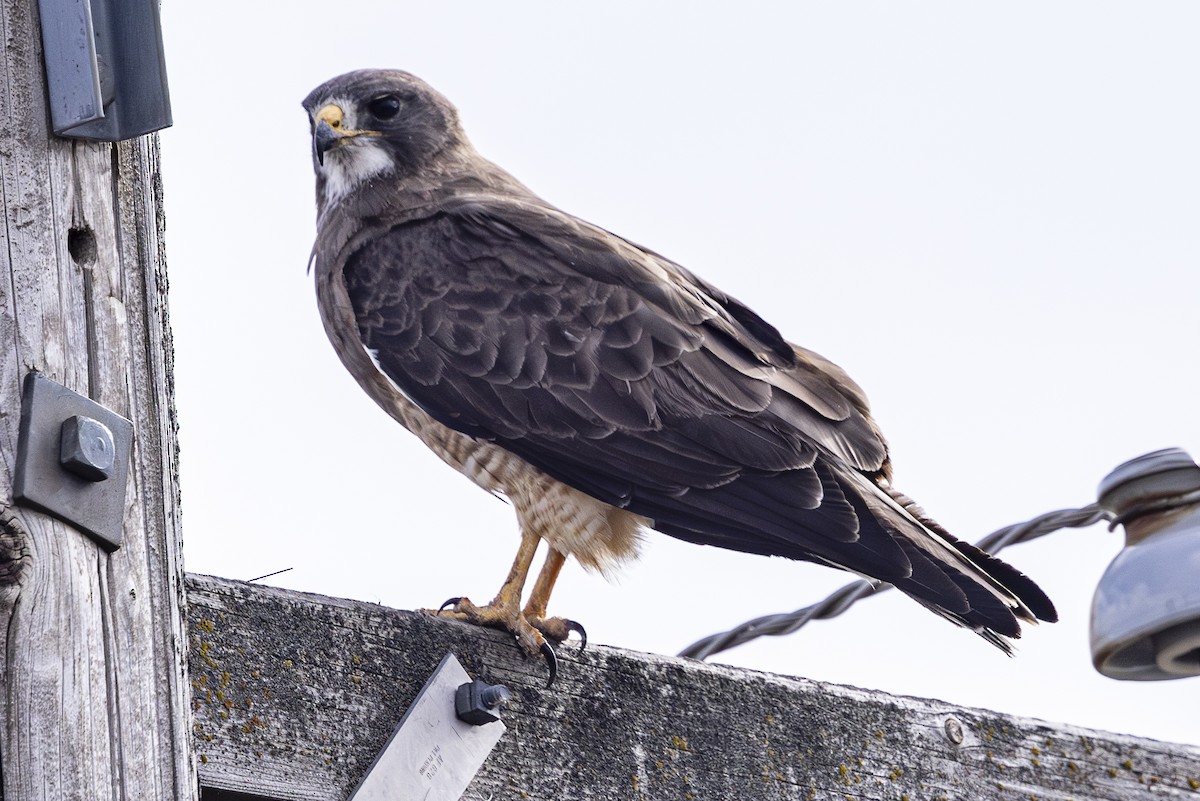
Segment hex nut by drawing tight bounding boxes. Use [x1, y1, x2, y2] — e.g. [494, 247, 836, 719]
[60, 415, 116, 482]
[455, 680, 511, 726]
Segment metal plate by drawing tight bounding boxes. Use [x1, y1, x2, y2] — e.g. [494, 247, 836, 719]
[13, 372, 133, 551]
[349, 653, 506, 801]
[38, 0, 172, 140]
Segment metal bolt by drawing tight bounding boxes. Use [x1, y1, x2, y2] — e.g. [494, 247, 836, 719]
[59, 415, 116, 482]
[944, 717, 964, 745]
[455, 680, 512, 726]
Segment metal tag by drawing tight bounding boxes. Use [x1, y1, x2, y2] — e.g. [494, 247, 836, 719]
[349, 653, 506, 801]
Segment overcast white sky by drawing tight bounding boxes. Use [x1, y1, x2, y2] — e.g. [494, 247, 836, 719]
[159, 2, 1199, 746]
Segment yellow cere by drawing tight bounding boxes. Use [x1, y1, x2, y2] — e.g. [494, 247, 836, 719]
[316, 104, 344, 128]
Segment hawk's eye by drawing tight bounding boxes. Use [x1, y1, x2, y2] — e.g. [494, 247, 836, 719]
[368, 95, 402, 120]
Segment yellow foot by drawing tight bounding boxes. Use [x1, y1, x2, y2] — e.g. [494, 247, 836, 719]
[428, 597, 583, 687]
[528, 615, 587, 650]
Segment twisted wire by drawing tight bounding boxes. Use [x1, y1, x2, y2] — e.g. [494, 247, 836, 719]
[677, 503, 1112, 661]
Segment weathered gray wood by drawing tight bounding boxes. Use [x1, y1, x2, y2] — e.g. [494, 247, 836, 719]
[187, 573, 1200, 801]
[0, 0, 195, 797]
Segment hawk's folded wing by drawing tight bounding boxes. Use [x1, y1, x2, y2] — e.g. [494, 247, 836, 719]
[342, 197, 1055, 638]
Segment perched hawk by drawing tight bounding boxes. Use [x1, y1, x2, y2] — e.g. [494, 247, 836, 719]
[303, 69, 1055, 683]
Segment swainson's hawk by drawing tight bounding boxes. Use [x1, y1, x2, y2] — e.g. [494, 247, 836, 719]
[302, 69, 1055, 684]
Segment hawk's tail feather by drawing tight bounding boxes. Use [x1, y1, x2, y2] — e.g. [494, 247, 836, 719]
[880, 483, 1058, 624]
[944, 536, 1058, 623]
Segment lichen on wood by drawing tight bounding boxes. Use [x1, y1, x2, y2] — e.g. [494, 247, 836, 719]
[186, 574, 1200, 801]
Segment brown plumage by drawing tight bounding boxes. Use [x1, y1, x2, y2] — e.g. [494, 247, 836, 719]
[303, 69, 1055, 679]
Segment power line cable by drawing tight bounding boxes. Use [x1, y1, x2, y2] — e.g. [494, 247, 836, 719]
[678, 503, 1111, 661]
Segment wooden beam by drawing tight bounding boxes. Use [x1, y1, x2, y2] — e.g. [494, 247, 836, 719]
[0, 0, 194, 797]
[187, 573, 1200, 801]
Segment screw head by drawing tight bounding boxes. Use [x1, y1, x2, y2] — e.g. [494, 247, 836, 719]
[944, 717, 965, 745]
[60, 415, 116, 482]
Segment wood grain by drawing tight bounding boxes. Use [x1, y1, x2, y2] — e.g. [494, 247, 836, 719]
[0, 0, 194, 796]
[188, 573, 1200, 801]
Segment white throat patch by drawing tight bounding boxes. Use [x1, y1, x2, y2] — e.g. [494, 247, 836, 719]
[321, 138, 394, 205]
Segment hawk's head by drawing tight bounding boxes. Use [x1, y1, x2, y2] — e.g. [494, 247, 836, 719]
[302, 69, 464, 209]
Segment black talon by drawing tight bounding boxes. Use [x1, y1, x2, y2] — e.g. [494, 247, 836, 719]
[438, 597, 462, 613]
[539, 641, 558, 688]
[567, 620, 588, 651]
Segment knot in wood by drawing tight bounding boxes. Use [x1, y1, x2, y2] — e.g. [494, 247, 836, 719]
[0, 507, 33, 588]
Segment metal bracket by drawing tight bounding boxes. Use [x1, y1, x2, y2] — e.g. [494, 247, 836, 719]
[349, 653, 508, 801]
[13, 372, 134, 551]
[37, 0, 171, 140]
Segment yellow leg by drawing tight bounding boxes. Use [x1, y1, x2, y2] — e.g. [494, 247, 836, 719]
[427, 531, 583, 686]
[523, 547, 566, 619]
[489, 528, 541, 610]
[523, 548, 586, 648]
[428, 528, 569, 684]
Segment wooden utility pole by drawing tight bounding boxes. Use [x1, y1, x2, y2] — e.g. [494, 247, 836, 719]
[0, 0, 195, 797]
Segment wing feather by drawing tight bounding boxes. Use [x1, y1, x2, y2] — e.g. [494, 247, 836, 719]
[341, 197, 1054, 641]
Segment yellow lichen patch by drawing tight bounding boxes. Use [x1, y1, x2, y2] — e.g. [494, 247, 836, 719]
[670, 735, 689, 751]
[198, 618, 215, 633]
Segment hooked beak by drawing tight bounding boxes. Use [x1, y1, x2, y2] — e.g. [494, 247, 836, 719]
[314, 119, 340, 165]
[311, 103, 380, 166]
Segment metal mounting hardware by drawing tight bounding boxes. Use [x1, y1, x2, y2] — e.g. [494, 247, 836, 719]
[37, 0, 171, 141]
[349, 653, 507, 801]
[13, 372, 134, 550]
[455, 679, 512, 726]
